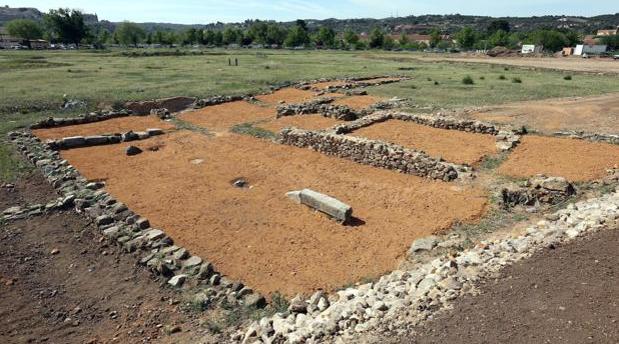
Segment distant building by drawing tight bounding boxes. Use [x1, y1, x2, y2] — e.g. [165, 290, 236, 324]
[562, 47, 574, 56]
[596, 28, 618, 36]
[583, 35, 600, 45]
[521, 44, 543, 54]
[574, 44, 608, 56]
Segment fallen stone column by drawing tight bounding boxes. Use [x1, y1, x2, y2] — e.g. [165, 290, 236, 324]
[287, 189, 352, 223]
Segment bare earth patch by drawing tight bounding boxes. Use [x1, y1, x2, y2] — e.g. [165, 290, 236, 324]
[498, 135, 619, 182]
[349, 120, 498, 165]
[32, 116, 175, 140]
[333, 95, 383, 110]
[257, 115, 343, 133]
[178, 101, 275, 131]
[472, 93, 619, 134]
[310, 81, 348, 90]
[256, 88, 318, 105]
[59, 131, 487, 297]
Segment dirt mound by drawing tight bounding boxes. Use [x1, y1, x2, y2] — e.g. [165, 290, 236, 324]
[498, 135, 619, 182]
[60, 131, 487, 296]
[32, 116, 175, 140]
[349, 120, 498, 165]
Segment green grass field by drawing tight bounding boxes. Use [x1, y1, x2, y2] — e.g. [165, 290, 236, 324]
[1, 48, 619, 182]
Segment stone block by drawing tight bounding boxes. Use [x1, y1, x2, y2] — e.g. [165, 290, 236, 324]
[290, 189, 352, 223]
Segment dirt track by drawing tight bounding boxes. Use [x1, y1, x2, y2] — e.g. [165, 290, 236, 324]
[0, 173, 210, 344]
[59, 131, 487, 296]
[350, 120, 497, 165]
[472, 93, 619, 134]
[416, 55, 619, 74]
[381, 226, 619, 344]
[498, 135, 619, 182]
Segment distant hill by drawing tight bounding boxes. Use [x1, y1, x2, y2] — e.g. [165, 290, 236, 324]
[0, 5, 617, 35]
[0, 6, 99, 26]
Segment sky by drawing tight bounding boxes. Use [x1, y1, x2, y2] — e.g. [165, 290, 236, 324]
[4, 1, 618, 24]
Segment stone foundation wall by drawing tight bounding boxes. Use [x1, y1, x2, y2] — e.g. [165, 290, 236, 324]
[554, 131, 619, 145]
[7, 131, 266, 310]
[276, 98, 402, 121]
[501, 175, 576, 208]
[44, 128, 165, 151]
[328, 111, 521, 152]
[279, 128, 460, 181]
[30, 110, 132, 130]
[125, 96, 197, 115]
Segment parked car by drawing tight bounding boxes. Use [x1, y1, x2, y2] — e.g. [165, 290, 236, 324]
[614, 54, 619, 60]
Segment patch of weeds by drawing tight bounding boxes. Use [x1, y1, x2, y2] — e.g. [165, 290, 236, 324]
[479, 76, 485, 80]
[504, 67, 509, 71]
[270, 292, 290, 313]
[480, 153, 508, 170]
[498, 75, 507, 80]
[511, 213, 529, 222]
[452, 208, 509, 236]
[410, 85, 417, 89]
[206, 320, 223, 334]
[0, 144, 32, 183]
[512, 77, 522, 83]
[462, 75, 475, 85]
[434, 81, 439, 85]
[231, 123, 276, 140]
[427, 77, 432, 81]
[564, 75, 572, 80]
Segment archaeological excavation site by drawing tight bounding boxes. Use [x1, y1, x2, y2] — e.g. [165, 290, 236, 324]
[5, 74, 619, 343]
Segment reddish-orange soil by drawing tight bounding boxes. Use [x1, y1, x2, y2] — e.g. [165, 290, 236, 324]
[60, 131, 487, 296]
[350, 120, 498, 165]
[257, 115, 343, 133]
[310, 81, 349, 90]
[256, 88, 318, 104]
[333, 95, 384, 110]
[498, 135, 619, 182]
[32, 116, 175, 140]
[178, 101, 275, 131]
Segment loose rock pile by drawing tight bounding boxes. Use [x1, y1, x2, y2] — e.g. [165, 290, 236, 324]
[8, 130, 265, 312]
[194, 95, 247, 109]
[2, 195, 75, 221]
[237, 188, 619, 343]
[501, 175, 576, 208]
[126, 96, 197, 115]
[276, 98, 405, 122]
[279, 128, 461, 181]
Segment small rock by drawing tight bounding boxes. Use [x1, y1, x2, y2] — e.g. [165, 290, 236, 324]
[51, 248, 60, 255]
[167, 274, 187, 287]
[126, 145, 143, 156]
[244, 294, 266, 309]
[410, 236, 439, 253]
[288, 295, 308, 314]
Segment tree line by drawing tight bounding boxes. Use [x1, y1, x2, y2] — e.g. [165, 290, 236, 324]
[4, 9, 618, 52]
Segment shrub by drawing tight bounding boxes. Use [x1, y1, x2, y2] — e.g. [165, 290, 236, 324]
[498, 75, 506, 80]
[462, 75, 475, 85]
[479, 76, 485, 80]
[434, 81, 439, 85]
[512, 77, 522, 83]
[564, 75, 572, 80]
[427, 77, 432, 81]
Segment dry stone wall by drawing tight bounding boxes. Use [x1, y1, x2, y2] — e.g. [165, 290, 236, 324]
[7, 130, 266, 311]
[279, 128, 461, 181]
[554, 130, 619, 145]
[30, 110, 132, 130]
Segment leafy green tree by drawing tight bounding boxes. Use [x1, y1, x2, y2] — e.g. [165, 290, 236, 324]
[526, 29, 569, 52]
[183, 28, 199, 45]
[5, 19, 43, 46]
[382, 35, 396, 50]
[114, 22, 146, 47]
[43, 8, 88, 46]
[398, 33, 409, 45]
[368, 27, 384, 48]
[599, 35, 619, 50]
[222, 27, 242, 45]
[314, 27, 336, 48]
[265, 23, 287, 45]
[487, 20, 510, 34]
[429, 29, 442, 48]
[455, 27, 477, 49]
[343, 29, 359, 46]
[488, 29, 510, 47]
[284, 24, 309, 47]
